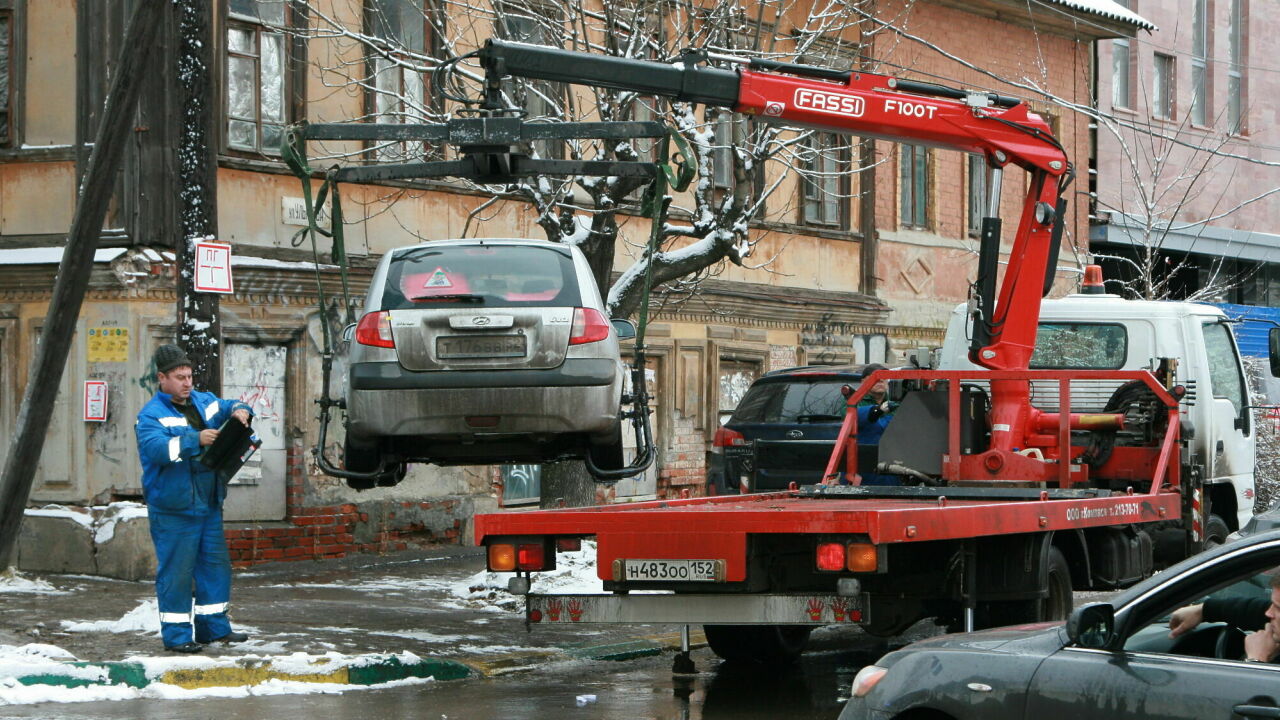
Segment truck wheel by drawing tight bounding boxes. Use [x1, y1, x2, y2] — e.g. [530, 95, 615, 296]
[1042, 546, 1073, 622]
[703, 625, 812, 664]
[1203, 514, 1229, 550]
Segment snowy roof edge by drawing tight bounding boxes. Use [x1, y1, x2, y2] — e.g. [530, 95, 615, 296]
[1045, 0, 1156, 31]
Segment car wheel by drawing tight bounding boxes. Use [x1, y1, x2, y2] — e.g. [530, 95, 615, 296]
[587, 424, 625, 471]
[1203, 514, 1229, 551]
[703, 624, 812, 665]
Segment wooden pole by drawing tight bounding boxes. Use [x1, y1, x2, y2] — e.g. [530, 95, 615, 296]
[174, 0, 221, 393]
[0, 0, 167, 569]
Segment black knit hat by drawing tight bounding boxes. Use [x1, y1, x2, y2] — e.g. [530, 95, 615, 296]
[154, 344, 192, 374]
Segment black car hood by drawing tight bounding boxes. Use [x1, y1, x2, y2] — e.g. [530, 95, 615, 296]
[883, 621, 1065, 662]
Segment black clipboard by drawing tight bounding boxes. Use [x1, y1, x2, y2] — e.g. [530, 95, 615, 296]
[197, 416, 262, 485]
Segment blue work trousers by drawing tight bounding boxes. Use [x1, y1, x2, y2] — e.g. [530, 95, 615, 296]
[149, 508, 233, 647]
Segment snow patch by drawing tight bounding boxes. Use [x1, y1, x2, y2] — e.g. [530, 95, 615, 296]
[0, 569, 69, 595]
[62, 598, 161, 635]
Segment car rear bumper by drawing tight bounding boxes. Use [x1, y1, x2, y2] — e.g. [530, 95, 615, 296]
[347, 359, 621, 439]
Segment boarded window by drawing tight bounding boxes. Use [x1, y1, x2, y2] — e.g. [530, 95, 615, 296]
[227, 0, 288, 155]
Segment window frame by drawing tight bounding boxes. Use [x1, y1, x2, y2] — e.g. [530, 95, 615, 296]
[1227, 0, 1246, 134]
[1152, 52, 1176, 120]
[0, 0, 24, 149]
[1190, 0, 1209, 126]
[364, 0, 443, 163]
[222, 0, 298, 159]
[800, 131, 852, 229]
[899, 143, 929, 230]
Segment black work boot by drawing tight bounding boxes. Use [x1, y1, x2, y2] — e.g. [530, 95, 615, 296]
[165, 641, 203, 654]
[210, 631, 249, 644]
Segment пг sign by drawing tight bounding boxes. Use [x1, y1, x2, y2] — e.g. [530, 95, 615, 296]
[194, 241, 234, 294]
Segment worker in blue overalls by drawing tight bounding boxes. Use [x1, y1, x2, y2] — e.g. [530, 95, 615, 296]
[136, 344, 253, 653]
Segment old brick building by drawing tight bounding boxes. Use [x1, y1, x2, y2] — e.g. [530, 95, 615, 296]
[0, 0, 1144, 568]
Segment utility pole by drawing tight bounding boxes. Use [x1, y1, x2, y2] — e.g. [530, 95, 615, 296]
[174, 0, 221, 393]
[0, 0, 166, 569]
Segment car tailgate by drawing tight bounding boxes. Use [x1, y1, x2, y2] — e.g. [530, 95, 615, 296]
[390, 307, 571, 371]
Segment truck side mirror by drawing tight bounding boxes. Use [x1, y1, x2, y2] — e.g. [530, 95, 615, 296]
[612, 319, 637, 341]
[1066, 602, 1116, 649]
[1270, 327, 1280, 377]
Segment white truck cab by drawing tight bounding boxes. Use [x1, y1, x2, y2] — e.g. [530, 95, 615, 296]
[938, 292, 1256, 535]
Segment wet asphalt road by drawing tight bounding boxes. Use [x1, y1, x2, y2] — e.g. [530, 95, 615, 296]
[0, 639, 878, 720]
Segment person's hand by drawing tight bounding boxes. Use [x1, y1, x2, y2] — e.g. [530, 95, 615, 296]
[1169, 603, 1205, 638]
[232, 409, 251, 426]
[199, 429, 220, 447]
[867, 401, 891, 422]
[1245, 628, 1279, 663]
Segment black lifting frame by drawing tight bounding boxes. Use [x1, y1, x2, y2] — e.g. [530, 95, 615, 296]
[287, 113, 692, 483]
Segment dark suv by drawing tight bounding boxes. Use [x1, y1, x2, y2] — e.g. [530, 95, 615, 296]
[709, 365, 870, 494]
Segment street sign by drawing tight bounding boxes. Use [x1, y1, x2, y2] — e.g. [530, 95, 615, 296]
[194, 241, 234, 294]
[84, 381, 108, 422]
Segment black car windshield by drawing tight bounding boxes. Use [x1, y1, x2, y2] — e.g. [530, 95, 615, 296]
[731, 379, 850, 424]
[381, 244, 583, 310]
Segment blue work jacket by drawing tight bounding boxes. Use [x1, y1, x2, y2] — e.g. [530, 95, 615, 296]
[136, 390, 253, 515]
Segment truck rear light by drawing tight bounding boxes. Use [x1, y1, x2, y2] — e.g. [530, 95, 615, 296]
[569, 307, 611, 345]
[488, 543, 516, 571]
[711, 426, 746, 454]
[556, 538, 582, 552]
[816, 542, 846, 571]
[355, 311, 395, 348]
[517, 543, 546, 570]
[846, 543, 878, 572]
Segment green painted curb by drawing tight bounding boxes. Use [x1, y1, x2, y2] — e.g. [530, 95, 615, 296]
[16, 662, 148, 689]
[347, 657, 471, 684]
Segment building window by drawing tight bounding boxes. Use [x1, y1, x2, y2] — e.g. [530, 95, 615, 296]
[366, 0, 439, 162]
[899, 143, 928, 229]
[226, 0, 289, 156]
[1228, 0, 1245, 133]
[496, 9, 563, 159]
[0, 8, 10, 146]
[1153, 53, 1175, 120]
[717, 359, 760, 426]
[1110, 0, 1134, 109]
[801, 132, 850, 228]
[967, 154, 988, 237]
[1190, 0, 1209, 126]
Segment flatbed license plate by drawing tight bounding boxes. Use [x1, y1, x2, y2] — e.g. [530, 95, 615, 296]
[623, 559, 720, 582]
[437, 334, 526, 359]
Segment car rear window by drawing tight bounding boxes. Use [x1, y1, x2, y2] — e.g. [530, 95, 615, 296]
[1030, 323, 1127, 369]
[730, 379, 851, 424]
[380, 244, 583, 310]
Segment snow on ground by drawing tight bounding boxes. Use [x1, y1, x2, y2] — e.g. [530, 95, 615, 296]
[447, 540, 644, 613]
[0, 569, 68, 595]
[61, 598, 160, 634]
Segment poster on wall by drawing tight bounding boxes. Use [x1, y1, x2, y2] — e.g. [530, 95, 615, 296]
[84, 381, 108, 422]
[87, 327, 129, 363]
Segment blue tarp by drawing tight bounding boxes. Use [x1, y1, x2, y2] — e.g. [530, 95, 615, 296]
[1208, 303, 1280, 358]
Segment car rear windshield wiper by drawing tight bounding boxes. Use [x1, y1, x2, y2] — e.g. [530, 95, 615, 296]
[408, 293, 485, 303]
[795, 414, 843, 423]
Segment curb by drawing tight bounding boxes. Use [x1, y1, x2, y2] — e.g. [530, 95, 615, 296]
[8, 631, 706, 691]
[10, 654, 471, 692]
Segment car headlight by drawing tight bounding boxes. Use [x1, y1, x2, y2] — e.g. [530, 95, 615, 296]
[851, 664, 888, 698]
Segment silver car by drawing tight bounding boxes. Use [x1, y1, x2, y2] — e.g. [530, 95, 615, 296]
[342, 238, 628, 485]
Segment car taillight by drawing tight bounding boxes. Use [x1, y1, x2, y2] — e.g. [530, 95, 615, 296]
[816, 542, 846, 571]
[355, 311, 394, 348]
[711, 426, 746, 454]
[517, 543, 546, 570]
[569, 307, 610, 345]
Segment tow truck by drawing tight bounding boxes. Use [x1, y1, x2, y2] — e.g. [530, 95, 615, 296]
[466, 38, 1280, 667]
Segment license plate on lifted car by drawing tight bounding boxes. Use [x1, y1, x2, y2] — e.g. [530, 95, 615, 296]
[437, 334, 526, 359]
[622, 559, 722, 582]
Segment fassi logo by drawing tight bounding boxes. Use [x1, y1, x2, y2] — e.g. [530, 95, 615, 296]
[793, 88, 865, 117]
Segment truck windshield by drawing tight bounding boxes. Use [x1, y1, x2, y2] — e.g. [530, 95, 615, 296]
[1030, 323, 1127, 369]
